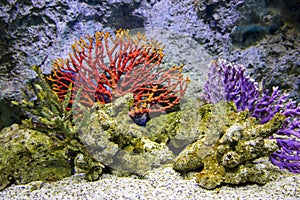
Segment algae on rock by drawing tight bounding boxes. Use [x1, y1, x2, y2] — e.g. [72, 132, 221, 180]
[1, 65, 105, 190]
[6, 64, 285, 190]
[77, 92, 208, 176]
[0, 123, 105, 191]
[0, 124, 72, 190]
[173, 101, 286, 189]
[79, 93, 175, 176]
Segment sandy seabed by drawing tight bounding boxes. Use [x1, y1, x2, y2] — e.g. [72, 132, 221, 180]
[1, 165, 299, 200]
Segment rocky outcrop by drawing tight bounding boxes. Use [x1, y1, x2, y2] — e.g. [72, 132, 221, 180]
[0, 0, 298, 136]
[173, 101, 286, 189]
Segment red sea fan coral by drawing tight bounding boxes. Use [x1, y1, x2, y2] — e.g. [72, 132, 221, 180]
[47, 29, 189, 125]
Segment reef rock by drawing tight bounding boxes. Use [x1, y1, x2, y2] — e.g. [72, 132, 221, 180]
[0, 122, 105, 191]
[173, 101, 286, 189]
[79, 93, 175, 176]
[0, 124, 72, 190]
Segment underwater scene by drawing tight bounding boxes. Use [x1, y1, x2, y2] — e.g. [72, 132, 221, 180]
[0, 0, 299, 199]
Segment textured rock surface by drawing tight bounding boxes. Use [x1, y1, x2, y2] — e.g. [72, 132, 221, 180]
[173, 101, 286, 189]
[144, 0, 299, 101]
[1, 0, 299, 128]
[0, 124, 72, 190]
[227, 0, 300, 101]
[79, 93, 175, 176]
[0, 122, 105, 191]
[0, 92, 291, 191]
[78, 93, 210, 175]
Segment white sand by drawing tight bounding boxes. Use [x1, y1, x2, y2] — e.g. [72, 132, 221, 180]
[1, 165, 299, 200]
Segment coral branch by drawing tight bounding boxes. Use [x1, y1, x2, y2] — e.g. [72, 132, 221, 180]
[202, 58, 300, 173]
[47, 29, 189, 126]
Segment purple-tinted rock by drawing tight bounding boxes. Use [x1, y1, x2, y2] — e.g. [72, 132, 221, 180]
[0, 0, 299, 128]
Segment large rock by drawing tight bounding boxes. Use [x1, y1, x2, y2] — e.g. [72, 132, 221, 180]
[0, 0, 299, 127]
[144, 0, 299, 100]
[79, 93, 175, 176]
[0, 124, 72, 190]
[0, 122, 105, 191]
[173, 101, 286, 189]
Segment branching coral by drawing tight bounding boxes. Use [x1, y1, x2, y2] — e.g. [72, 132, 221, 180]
[47, 29, 189, 126]
[202, 59, 259, 111]
[12, 65, 90, 138]
[202, 59, 300, 173]
[8, 30, 190, 187]
[9, 65, 104, 189]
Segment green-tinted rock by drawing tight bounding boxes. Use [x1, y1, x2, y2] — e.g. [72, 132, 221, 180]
[78, 93, 210, 176]
[0, 123, 105, 190]
[173, 101, 286, 189]
[79, 93, 175, 176]
[0, 124, 72, 190]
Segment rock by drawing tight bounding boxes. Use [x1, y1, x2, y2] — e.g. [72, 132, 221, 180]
[79, 93, 175, 176]
[226, 0, 300, 101]
[0, 124, 72, 190]
[0, 122, 105, 191]
[173, 101, 286, 189]
[1, 0, 299, 129]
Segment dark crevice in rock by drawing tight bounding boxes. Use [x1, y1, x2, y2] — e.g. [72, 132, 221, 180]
[231, 0, 299, 48]
[0, 99, 24, 130]
[105, 2, 145, 29]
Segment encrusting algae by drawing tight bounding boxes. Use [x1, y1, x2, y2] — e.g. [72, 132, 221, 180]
[173, 101, 286, 189]
[1, 29, 288, 191]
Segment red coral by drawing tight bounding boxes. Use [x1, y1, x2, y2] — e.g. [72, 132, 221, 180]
[47, 29, 189, 125]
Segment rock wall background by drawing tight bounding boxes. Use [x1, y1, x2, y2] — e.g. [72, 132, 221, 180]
[0, 0, 299, 129]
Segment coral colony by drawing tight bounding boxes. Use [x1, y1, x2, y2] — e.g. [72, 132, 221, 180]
[47, 29, 189, 126]
[203, 59, 300, 173]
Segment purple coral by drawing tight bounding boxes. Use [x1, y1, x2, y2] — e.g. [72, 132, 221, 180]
[203, 59, 300, 173]
[252, 87, 289, 124]
[203, 59, 259, 111]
